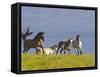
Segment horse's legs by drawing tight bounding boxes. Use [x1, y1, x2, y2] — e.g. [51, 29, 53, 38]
[77, 48, 80, 55]
[23, 45, 26, 53]
[79, 48, 83, 55]
[75, 48, 79, 55]
[23, 47, 29, 53]
[26, 48, 30, 53]
[40, 45, 44, 54]
[64, 49, 66, 54]
[80, 50, 83, 54]
[77, 48, 82, 55]
[60, 48, 63, 55]
[23, 48, 26, 53]
[35, 48, 39, 55]
[56, 47, 60, 55]
[67, 49, 70, 55]
[74, 48, 78, 55]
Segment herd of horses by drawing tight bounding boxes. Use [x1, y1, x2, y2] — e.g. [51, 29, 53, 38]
[22, 28, 83, 55]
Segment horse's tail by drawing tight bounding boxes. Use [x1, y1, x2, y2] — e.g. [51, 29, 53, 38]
[21, 28, 33, 41]
[56, 41, 63, 54]
[21, 33, 25, 41]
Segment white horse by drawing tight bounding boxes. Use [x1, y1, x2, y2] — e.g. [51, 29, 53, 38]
[72, 35, 83, 55]
[39, 45, 57, 55]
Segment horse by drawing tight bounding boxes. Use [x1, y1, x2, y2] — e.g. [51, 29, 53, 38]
[56, 38, 73, 55]
[72, 35, 83, 55]
[39, 45, 57, 55]
[22, 28, 45, 54]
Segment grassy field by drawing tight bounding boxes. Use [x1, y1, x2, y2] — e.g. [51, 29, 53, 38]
[21, 53, 95, 71]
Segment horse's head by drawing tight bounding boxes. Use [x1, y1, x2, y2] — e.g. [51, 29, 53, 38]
[50, 45, 57, 50]
[39, 32, 44, 35]
[77, 35, 80, 37]
[68, 38, 73, 43]
[40, 32, 45, 41]
[76, 35, 80, 40]
[33, 32, 45, 41]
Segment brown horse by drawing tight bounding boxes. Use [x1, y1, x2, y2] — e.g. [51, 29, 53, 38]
[56, 38, 72, 55]
[22, 28, 45, 54]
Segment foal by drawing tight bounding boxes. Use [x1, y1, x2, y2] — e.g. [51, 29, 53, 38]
[39, 45, 57, 55]
[56, 39, 72, 55]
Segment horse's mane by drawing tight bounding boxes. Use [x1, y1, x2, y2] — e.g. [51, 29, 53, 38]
[76, 35, 80, 45]
[65, 39, 72, 47]
[33, 32, 45, 42]
[66, 39, 71, 44]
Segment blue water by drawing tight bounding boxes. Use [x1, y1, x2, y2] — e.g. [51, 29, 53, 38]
[21, 6, 95, 54]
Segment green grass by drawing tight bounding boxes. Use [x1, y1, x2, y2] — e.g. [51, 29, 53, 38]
[21, 53, 95, 71]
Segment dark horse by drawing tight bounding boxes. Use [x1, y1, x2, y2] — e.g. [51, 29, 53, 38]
[22, 28, 45, 54]
[56, 38, 72, 55]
